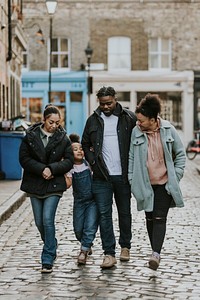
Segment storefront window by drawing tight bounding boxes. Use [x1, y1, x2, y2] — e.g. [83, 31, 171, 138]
[50, 91, 65, 103]
[70, 92, 83, 102]
[117, 91, 130, 109]
[137, 92, 182, 129]
[22, 97, 42, 124]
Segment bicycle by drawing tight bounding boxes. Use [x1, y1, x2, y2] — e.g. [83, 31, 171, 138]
[186, 130, 200, 160]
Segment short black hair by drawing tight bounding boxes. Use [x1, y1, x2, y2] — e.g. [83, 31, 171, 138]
[96, 86, 116, 98]
[135, 93, 161, 120]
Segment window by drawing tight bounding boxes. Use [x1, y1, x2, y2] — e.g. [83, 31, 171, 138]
[149, 38, 171, 70]
[51, 38, 70, 69]
[117, 91, 131, 109]
[22, 97, 43, 123]
[117, 91, 130, 102]
[70, 92, 83, 102]
[50, 91, 66, 103]
[108, 37, 131, 71]
[22, 51, 28, 69]
[137, 92, 182, 129]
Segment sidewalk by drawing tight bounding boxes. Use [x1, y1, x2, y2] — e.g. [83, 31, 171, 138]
[0, 180, 26, 225]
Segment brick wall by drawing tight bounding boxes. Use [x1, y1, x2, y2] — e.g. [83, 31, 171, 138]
[22, 0, 200, 72]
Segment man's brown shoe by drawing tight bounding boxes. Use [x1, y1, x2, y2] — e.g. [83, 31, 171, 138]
[120, 248, 130, 261]
[100, 255, 117, 269]
[77, 250, 88, 265]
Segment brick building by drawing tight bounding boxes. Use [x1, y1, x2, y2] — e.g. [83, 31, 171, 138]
[0, 0, 26, 126]
[21, 0, 200, 143]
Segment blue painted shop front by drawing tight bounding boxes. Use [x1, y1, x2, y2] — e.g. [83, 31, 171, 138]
[21, 71, 88, 137]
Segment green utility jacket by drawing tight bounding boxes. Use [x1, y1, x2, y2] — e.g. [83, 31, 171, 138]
[128, 118, 186, 212]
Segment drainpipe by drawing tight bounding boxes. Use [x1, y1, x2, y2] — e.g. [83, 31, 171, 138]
[20, 0, 23, 15]
[6, 0, 12, 61]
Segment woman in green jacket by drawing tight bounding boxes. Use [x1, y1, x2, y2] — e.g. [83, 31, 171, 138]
[128, 93, 186, 271]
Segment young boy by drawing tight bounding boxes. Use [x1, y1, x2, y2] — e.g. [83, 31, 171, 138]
[65, 134, 98, 265]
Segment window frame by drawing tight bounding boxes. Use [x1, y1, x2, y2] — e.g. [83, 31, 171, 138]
[108, 36, 131, 71]
[148, 38, 172, 71]
[49, 37, 70, 70]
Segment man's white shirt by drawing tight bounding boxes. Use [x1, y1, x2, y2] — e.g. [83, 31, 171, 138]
[101, 113, 122, 175]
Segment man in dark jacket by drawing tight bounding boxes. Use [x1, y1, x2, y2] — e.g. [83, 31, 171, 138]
[82, 86, 136, 268]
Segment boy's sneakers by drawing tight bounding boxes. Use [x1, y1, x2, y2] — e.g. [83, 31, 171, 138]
[148, 252, 160, 271]
[41, 264, 53, 273]
[88, 248, 92, 255]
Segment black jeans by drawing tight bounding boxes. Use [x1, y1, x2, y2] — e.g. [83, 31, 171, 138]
[145, 184, 172, 254]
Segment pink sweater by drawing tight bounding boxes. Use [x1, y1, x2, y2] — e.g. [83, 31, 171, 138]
[146, 128, 168, 185]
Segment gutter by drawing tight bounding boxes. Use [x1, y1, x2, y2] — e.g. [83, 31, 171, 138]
[6, 0, 12, 61]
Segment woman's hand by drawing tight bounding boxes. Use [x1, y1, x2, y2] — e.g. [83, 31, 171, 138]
[42, 167, 54, 180]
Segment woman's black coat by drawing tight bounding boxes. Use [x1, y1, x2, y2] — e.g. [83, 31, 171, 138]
[19, 123, 74, 196]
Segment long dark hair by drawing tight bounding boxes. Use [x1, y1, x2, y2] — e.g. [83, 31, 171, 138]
[43, 104, 61, 120]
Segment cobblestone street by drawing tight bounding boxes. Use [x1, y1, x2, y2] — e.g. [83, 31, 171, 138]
[0, 158, 200, 299]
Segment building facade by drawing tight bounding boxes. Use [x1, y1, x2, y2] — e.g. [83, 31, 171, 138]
[21, 0, 200, 144]
[0, 0, 26, 127]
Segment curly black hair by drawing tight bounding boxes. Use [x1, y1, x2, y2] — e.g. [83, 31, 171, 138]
[69, 133, 80, 143]
[135, 93, 161, 120]
[96, 86, 116, 98]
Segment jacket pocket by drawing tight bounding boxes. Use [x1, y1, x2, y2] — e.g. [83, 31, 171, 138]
[133, 136, 145, 146]
[166, 135, 175, 154]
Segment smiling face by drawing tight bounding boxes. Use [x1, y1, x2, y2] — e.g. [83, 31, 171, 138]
[136, 112, 158, 132]
[72, 142, 84, 164]
[43, 113, 61, 133]
[99, 95, 117, 116]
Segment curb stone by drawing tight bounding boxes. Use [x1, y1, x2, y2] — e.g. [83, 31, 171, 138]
[0, 190, 26, 225]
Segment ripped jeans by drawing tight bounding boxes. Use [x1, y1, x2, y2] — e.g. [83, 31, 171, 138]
[145, 184, 172, 254]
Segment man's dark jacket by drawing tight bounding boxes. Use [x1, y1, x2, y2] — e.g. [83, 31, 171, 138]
[81, 102, 137, 183]
[19, 123, 74, 196]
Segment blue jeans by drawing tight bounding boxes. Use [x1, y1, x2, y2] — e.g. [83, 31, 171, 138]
[73, 199, 98, 251]
[72, 167, 98, 251]
[30, 195, 60, 265]
[92, 176, 132, 256]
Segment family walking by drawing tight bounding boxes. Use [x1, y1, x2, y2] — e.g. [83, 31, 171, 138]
[19, 88, 186, 273]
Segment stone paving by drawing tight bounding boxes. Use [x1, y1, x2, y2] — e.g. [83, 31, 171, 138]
[0, 157, 200, 299]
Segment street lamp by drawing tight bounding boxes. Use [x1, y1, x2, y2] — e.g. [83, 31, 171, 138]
[46, 0, 57, 103]
[85, 43, 93, 115]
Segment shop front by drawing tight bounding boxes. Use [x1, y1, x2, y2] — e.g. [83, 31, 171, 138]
[91, 70, 194, 146]
[21, 71, 88, 137]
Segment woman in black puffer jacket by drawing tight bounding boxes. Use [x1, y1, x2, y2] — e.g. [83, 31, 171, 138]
[19, 104, 73, 273]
